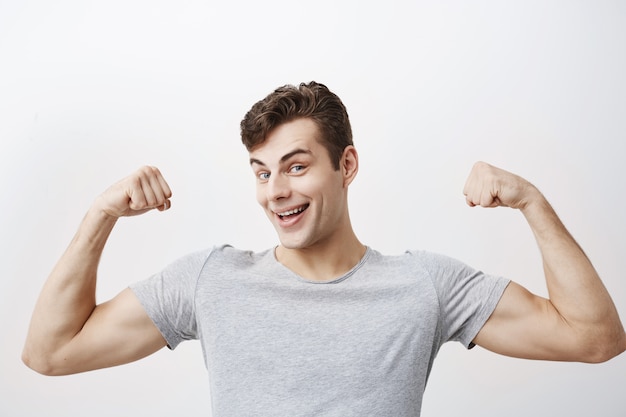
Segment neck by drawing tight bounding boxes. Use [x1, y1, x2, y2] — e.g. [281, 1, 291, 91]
[275, 229, 366, 282]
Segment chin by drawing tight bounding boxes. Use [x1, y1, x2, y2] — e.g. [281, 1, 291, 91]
[276, 235, 310, 250]
[278, 241, 306, 250]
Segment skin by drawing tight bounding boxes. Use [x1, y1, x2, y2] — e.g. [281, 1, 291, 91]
[22, 166, 170, 375]
[22, 118, 625, 376]
[465, 162, 626, 362]
[249, 118, 365, 281]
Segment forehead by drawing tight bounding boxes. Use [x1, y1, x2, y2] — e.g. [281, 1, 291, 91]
[248, 118, 325, 164]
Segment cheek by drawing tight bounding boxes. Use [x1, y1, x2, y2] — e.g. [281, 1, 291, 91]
[299, 171, 339, 194]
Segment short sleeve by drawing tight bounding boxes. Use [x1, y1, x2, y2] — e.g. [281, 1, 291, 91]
[411, 251, 510, 349]
[130, 248, 212, 349]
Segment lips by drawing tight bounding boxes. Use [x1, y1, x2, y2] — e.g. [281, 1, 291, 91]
[276, 204, 309, 220]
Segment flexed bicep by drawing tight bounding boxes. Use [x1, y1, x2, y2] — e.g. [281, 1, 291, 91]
[465, 161, 626, 362]
[36, 288, 166, 376]
[23, 166, 173, 376]
[473, 281, 586, 362]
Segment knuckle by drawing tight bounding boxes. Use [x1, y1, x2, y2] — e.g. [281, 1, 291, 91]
[138, 165, 151, 175]
[129, 201, 146, 211]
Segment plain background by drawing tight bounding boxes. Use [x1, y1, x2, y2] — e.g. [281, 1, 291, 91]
[1, 1, 625, 415]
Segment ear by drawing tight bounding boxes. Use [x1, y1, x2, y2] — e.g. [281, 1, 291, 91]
[340, 145, 359, 188]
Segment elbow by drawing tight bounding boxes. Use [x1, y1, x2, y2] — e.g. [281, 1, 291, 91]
[577, 328, 626, 364]
[22, 348, 53, 376]
[582, 347, 618, 364]
[22, 345, 65, 376]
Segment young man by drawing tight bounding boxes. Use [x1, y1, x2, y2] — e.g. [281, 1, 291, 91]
[23, 82, 626, 416]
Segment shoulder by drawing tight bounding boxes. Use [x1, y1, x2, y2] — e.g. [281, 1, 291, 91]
[139, 245, 265, 285]
[360, 249, 448, 290]
[205, 244, 273, 268]
[367, 248, 463, 273]
[403, 250, 475, 274]
[370, 249, 500, 293]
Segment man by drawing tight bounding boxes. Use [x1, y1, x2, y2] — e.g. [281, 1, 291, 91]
[23, 82, 626, 416]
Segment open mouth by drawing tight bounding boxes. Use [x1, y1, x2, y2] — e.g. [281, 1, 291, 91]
[276, 204, 309, 220]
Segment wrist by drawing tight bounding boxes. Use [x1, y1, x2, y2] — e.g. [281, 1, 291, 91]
[74, 204, 119, 249]
[518, 183, 544, 212]
[519, 188, 559, 233]
[91, 195, 124, 220]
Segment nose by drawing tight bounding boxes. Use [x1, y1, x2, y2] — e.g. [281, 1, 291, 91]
[267, 173, 291, 201]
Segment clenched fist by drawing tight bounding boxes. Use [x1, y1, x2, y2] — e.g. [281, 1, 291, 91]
[94, 166, 172, 218]
[463, 161, 539, 210]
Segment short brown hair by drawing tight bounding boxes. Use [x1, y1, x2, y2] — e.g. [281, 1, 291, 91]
[240, 81, 353, 170]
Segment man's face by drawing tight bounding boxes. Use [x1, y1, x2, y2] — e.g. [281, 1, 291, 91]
[249, 118, 350, 250]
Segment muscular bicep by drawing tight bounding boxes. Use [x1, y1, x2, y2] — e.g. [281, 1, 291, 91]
[50, 288, 166, 375]
[473, 281, 586, 362]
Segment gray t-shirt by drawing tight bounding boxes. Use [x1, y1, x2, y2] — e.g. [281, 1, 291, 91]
[131, 245, 509, 416]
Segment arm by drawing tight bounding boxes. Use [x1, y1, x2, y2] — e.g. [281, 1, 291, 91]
[465, 162, 626, 363]
[22, 166, 172, 375]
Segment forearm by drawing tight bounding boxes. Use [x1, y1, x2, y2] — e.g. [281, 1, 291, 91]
[23, 205, 118, 369]
[521, 188, 625, 358]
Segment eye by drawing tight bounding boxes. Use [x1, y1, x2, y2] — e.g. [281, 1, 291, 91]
[289, 164, 305, 174]
[257, 172, 270, 182]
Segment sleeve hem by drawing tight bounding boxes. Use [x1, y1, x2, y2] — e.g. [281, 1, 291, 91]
[463, 278, 511, 349]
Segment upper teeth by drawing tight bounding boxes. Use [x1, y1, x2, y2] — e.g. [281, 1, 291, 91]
[278, 206, 306, 217]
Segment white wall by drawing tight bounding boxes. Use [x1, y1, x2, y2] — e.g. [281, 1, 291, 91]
[1, 1, 625, 415]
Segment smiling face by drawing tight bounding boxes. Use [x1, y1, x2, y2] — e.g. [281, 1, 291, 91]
[249, 118, 358, 252]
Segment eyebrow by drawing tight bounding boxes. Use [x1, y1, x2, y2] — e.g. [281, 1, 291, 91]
[249, 148, 312, 167]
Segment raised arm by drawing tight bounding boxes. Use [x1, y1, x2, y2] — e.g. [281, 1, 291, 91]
[22, 166, 171, 375]
[466, 161, 626, 363]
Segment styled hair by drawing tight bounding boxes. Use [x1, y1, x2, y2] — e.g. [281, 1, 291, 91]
[240, 81, 353, 170]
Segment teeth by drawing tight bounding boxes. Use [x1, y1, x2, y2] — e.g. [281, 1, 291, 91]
[278, 206, 306, 217]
